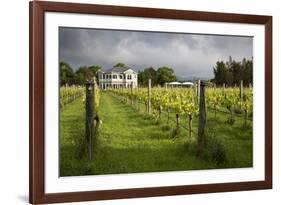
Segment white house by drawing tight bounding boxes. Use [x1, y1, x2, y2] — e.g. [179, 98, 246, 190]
[98, 66, 138, 89]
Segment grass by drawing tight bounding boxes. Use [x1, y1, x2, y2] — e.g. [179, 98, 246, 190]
[60, 92, 253, 176]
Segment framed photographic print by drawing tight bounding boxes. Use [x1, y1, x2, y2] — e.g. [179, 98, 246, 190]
[29, 1, 272, 204]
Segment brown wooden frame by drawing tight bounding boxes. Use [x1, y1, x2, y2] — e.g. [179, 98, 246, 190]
[29, 1, 272, 204]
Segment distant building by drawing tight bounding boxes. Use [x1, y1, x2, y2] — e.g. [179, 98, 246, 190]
[98, 66, 138, 89]
[166, 81, 194, 87]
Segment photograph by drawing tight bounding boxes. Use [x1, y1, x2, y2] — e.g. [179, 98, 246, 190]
[28, 1, 273, 203]
[59, 27, 254, 177]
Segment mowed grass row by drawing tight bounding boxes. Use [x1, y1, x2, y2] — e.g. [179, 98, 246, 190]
[60, 91, 253, 176]
[109, 92, 253, 169]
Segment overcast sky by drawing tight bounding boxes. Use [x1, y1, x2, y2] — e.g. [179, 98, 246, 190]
[59, 27, 253, 79]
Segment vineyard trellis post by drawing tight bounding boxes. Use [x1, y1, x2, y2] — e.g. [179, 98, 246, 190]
[188, 115, 192, 139]
[176, 113, 180, 132]
[197, 80, 201, 104]
[240, 80, 243, 109]
[85, 81, 95, 160]
[131, 82, 133, 105]
[197, 81, 206, 156]
[148, 79, 151, 114]
[194, 83, 197, 103]
[223, 83, 226, 98]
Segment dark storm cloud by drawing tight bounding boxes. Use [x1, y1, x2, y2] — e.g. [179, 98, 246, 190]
[59, 27, 253, 79]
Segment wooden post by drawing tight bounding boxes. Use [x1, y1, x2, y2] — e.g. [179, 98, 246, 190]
[93, 78, 96, 116]
[188, 115, 192, 138]
[165, 82, 167, 90]
[222, 83, 226, 97]
[148, 79, 151, 114]
[197, 81, 206, 156]
[197, 80, 201, 104]
[85, 82, 95, 160]
[194, 83, 197, 103]
[240, 80, 243, 99]
[131, 82, 133, 105]
[240, 80, 243, 109]
[176, 113, 180, 131]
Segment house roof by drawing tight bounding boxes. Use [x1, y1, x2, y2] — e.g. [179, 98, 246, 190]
[101, 66, 135, 74]
[99, 67, 139, 73]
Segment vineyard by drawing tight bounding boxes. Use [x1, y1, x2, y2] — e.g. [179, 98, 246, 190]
[109, 85, 253, 135]
[59, 82, 253, 176]
[60, 86, 84, 107]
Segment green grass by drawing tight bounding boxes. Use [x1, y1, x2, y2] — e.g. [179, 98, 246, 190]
[60, 92, 253, 176]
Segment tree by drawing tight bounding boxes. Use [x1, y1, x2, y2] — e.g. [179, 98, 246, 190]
[137, 70, 146, 86]
[88, 65, 101, 74]
[231, 60, 242, 85]
[75, 66, 88, 85]
[88, 65, 102, 84]
[138, 67, 157, 86]
[213, 57, 253, 86]
[225, 70, 233, 86]
[213, 61, 227, 86]
[241, 58, 253, 86]
[114, 62, 126, 67]
[60, 61, 75, 86]
[59, 61, 103, 85]
[74, 65, 102, 85]
[138, 66, 177, 86]
[156, 66, 177, 86]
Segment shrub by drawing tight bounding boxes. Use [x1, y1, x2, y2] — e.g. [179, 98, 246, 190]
[171, 127, 181, 139]
[226, 117, 235, 125]
[233, 107, 243, 114]
[202, 134, 227, 166]
[161, 125, 171, 131]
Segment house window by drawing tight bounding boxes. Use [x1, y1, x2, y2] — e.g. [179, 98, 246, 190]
[119, 75, 123, 79]
[127, 75, 132, 80]
[113, 75, 117, 79]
